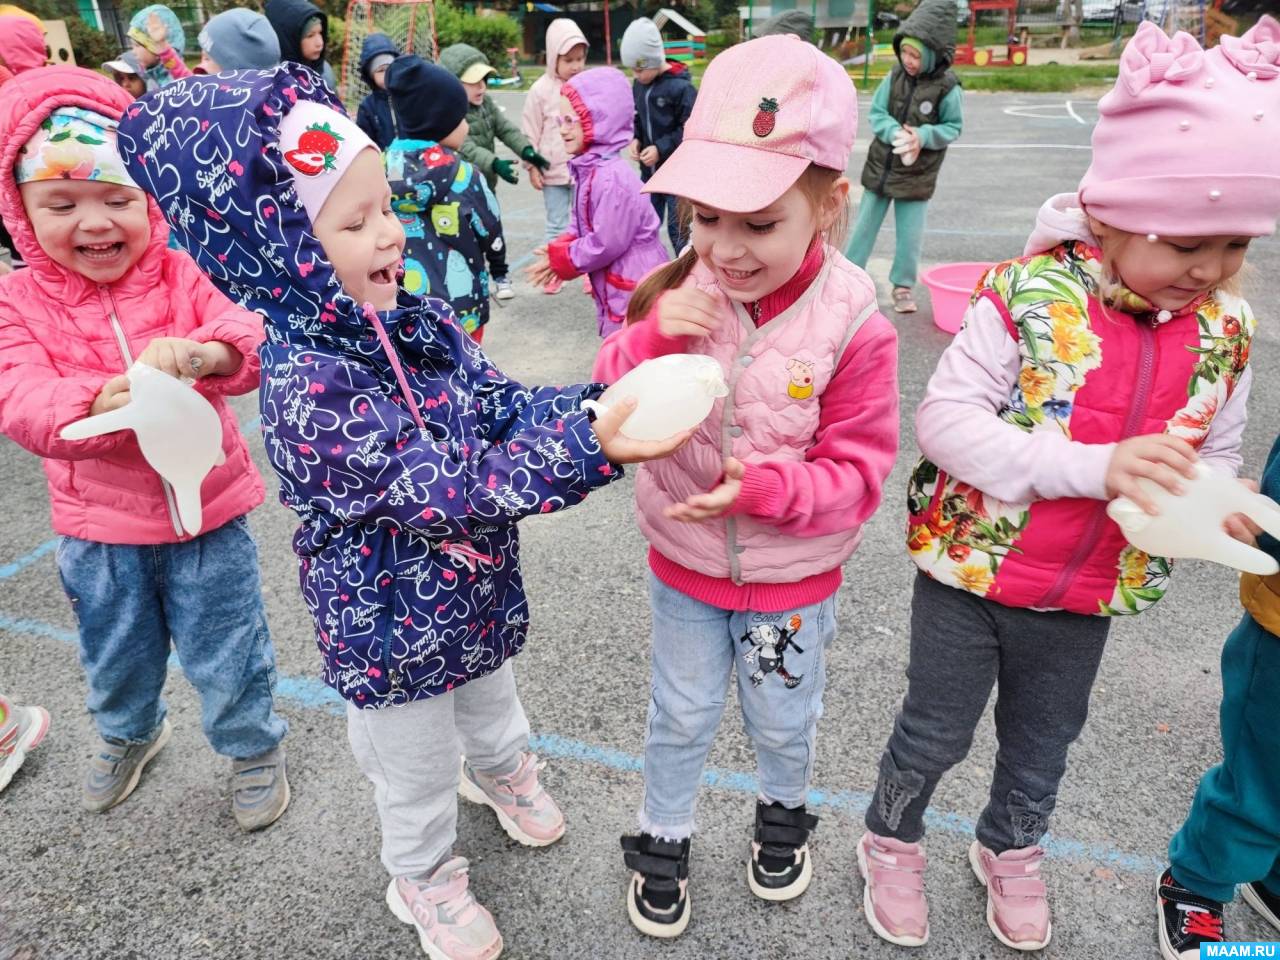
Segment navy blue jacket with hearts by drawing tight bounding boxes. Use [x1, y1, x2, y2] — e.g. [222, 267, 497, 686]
[118, 66, 619, 709]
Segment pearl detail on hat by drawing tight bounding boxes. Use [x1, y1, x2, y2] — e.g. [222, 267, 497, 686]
[1147, 233, 1159, 242]
[1179, 119, 1191, 130]
[1256, 109, 1265, 120]
[1247, 71, 1258, 81]
[1205, 76, 1216, 88]
[1209, 189, 1222, 200]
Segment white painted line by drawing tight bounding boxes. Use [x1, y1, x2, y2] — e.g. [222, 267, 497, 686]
[1065, 100, 1087, 125]
[949, 143, 1091, 150]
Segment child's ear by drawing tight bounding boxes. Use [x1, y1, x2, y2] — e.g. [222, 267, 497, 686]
[820, 176, 851, 232]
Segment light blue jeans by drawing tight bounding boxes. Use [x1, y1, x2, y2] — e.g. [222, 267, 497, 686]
[641, 574, 837, 839]
[543, 183, 572, 242]
[56, 516, 288, 759]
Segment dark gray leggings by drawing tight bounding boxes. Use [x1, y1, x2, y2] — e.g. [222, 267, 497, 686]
[866, 573, 1111, 853]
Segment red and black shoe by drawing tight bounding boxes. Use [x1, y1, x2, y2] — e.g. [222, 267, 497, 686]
[1243, 880, 1280, 933]
[748, 800, 819, 902]
[1157, 867, 1225, 960]
[621, 833, 691, 938]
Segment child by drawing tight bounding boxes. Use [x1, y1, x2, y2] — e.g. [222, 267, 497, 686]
[265, 0, 337, 88]
[0, 13, 45, 84]
[592, 36, 900, 937]
[520, 17, 588, 294]
[196, 9, 281, 73]
[356, 32, 399, 149]
[118, 64, 688, 960]
[0, 66, 289, 829]
[526, 67, 668, 340]
[619, 17, 696, 254]
[127, 4, 191, 88]
[385, 55, 505, 342]
[859, 20, 1272, 951]
[0, 691, 49, 792]
[102, 50, 152, 98]
[844, 0, 962, 314]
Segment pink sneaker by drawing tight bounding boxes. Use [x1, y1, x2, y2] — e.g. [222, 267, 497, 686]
[458, 752, 565, 847]
[385, 858, 503, 960]
[968, 841, 1053, 950]
[581, 276, 592, 295]
[542, 276, 563, 295]
[856, 831, 929, 947]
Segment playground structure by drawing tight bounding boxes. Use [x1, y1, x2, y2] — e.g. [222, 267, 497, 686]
[651, 7, 707, 64]
[954, 0, 1029, 66]
[340, 0, 438, 110]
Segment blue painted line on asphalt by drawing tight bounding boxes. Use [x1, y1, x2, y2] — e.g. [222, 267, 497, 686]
[0, 610, 1165, 875]
[0, 540, 58, 580]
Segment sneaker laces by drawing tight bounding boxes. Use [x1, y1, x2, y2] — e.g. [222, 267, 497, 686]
[1181, 904, 1224, 941]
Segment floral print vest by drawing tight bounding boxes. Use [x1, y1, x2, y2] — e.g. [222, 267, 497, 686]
[906, 241, 1254, 617]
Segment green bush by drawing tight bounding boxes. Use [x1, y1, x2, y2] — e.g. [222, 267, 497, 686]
[436, 3, 519, 68]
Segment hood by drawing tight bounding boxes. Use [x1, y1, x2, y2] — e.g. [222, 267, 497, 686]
[544, 18, 588, 78]
[129, 4, 186, 55]
[439, 42, 487, 80]
[755, 9, 814, 38]
[265, 0, 327, 68]
[564, 67, 634, 160]
[0, 15, 46, 78]
[359, 32, 399, 85]
[0, 66, 170, 302]
[117, 64, 372, 349]
[895, 0, 957, 73]
[1024, 192, 1097, 256]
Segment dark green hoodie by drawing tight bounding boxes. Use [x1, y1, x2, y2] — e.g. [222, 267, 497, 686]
[860, 0, 962, 201]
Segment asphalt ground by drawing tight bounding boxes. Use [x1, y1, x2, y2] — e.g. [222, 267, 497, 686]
[3, 89, 1280, 960]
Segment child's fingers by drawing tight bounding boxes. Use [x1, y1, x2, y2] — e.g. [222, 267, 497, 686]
[1148, 435, 1199, 475]
[1224, 512, 1262, 544]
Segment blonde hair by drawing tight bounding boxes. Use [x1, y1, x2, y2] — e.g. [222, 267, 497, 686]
[625, 164, 850, 325]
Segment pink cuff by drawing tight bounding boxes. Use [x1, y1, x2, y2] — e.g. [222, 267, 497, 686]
[547, 239, 580, 280]
[728, 463, 783, 519]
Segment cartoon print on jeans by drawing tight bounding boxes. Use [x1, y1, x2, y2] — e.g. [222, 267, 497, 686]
[786, 358, 815, 399]
[739, 614, 805, 688]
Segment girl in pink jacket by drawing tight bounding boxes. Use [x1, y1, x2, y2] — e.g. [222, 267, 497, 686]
[857, 21, 1276, 953]
[591, 36, 899, 937]
[0, 67, 288, 828]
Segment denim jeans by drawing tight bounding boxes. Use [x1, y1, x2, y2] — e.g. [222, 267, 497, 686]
[543, 183, 572, 243]
[640, 574, 837, 839]
[56, 515, 288, 759]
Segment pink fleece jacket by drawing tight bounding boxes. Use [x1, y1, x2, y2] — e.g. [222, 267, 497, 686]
[0, 67, 265, 544]
[594, 240, 899, 611]
[520, 18, 587, 188]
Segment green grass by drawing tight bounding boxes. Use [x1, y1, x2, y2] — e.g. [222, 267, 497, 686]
[951, 62, 1119, 91]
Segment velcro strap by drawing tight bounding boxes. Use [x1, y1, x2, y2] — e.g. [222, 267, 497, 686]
[234, 769, 277, 790]
[620, 835, 688, 879]
[1159, 881, 1222, 914]
[759, 804, 819, 831]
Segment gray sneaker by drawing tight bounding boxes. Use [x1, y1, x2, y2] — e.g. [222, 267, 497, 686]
[84, 718, 171, 812]
[231, 745, 290, 831]
[0, 699, 50, 793]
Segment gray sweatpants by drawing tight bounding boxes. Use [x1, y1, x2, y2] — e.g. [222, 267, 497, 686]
[866, 573, 1111, 853]
[346, 662, 529, 879]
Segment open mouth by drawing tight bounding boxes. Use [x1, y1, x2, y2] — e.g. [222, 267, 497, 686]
[78, 242, 124, 262]
[718, 266, 762, 287]
[368, 263, 398, 286]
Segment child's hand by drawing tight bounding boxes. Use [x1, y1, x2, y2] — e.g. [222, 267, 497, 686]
[1104, 434, 1199, 515]
[138, 338, 238, 380]
[665, 458, 745, 523]
[627, 139, 641, 161]
[528, 166, 545, 191]
[145, 11, 169, 47]
[493, 158, 519, 184]
[591, 396, 692, 464]
[90, 374, 132, 416]
[1225, 477, 1264, 545]
[658, 288, 722, 338]
[638, 146, 660, 168]
[524, 247, 556, 288]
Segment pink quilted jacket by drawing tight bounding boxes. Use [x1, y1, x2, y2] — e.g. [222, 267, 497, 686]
[0, 67, 265, 545]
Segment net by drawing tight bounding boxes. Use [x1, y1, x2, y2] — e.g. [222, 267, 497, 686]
[340, 0, 438, 110]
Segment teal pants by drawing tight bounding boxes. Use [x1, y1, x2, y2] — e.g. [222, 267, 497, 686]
[1169, 613, 1280, 903]
[845, 190, 929, 289]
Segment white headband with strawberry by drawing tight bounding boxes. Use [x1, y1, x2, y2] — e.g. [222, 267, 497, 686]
[278, 100, 375, 222]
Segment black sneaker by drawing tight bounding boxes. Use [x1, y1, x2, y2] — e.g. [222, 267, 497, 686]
[748, 800, 820, 902]
[621, 833, 691, 938]
[1157, 867, 1225, 960]
[1243, 880, 1280, 933]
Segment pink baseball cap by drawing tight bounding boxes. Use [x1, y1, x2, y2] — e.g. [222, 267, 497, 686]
[643, 34, 857, 213]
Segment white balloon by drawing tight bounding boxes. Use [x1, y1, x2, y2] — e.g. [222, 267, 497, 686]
[60, 362, 225, 536]
[588, 354, 729, 441]
[1107, 463, 1280, 574]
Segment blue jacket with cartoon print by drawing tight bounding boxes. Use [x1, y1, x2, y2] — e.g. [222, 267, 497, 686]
[385, 139, 505, 336]
[118, 66, 619, 709]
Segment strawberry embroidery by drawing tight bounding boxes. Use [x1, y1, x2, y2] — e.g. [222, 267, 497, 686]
[284, 122, 343, 177]
[752, 97, 779, 138]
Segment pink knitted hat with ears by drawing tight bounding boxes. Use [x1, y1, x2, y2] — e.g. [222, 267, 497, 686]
[1078, 15, 1280, 239]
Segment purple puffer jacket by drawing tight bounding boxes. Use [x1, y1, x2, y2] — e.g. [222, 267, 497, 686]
[547, 67, 668, 338]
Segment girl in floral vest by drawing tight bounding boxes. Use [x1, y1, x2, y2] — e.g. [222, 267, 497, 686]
[593, 35, 900, 938]
[857, 20, 1279, 952]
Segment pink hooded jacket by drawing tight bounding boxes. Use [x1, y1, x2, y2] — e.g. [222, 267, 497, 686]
[0, 16, 46, 83]
[520, 17, 587, 188]
[0, 67, 265, 545]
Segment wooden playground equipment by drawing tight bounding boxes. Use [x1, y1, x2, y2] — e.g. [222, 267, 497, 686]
[953, 0, 1029, 66]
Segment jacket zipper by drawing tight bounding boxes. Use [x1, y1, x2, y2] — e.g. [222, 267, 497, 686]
[100, 286, 186, 539]
[1037, 319, 1157, 609]
[644, 84, 655, 150]
[878, 74, 917, 195]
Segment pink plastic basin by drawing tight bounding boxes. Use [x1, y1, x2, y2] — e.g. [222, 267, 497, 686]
[921, 262, 996, 334]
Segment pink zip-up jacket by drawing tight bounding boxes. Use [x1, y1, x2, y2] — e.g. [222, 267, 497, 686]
[520, 17, 587, 189]
[0, 67, 265, 545]
[594, 241, 899, 612]
[907, 193, 1253, 616]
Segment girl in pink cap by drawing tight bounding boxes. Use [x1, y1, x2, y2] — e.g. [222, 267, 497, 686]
[858, 17, 1279, 952]
[592, 33, 900, 937]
